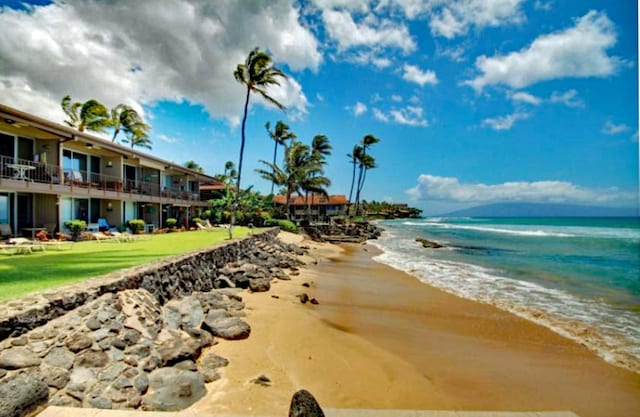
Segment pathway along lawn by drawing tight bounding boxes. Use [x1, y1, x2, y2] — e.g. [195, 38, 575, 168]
[0, 228, 254, 301]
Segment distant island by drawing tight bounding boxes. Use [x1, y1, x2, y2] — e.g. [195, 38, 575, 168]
[442, 202, 639, 218]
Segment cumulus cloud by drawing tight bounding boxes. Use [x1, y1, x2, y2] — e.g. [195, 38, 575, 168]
[0, 0, 320, 125]
[391, 94, 403, 102]
[482, 112, 529, 130]
[321, 8, 415, 53]
[346, 101, 368, 116]
[157, 134, 179, 144]
[549, 89, 584, 108]
[402, 64, 438, 86]
[534, 1, 553, 11]
[372, 108, 389, 122]
[406, 175, 637, 205]
[510, 91, 541, 105]
[375, 105, 428, 127]
[601, 120, 630, 135]
[465, 11, 622, 91]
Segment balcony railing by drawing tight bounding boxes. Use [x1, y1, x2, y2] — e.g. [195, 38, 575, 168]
[0, 155, 201, 202]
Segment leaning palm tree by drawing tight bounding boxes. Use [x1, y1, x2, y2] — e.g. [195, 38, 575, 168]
[111, 105, 150, 143]
[184, 160, 204, 173]
[347, 144, 363, 211]
[123, 130, 152, 150]
[61, 95, 111, 133]
[354, 134, 380, 217]
[306, 134, 332, 221]
[266, 120, 296, 194]
[232, 47, 287, 237]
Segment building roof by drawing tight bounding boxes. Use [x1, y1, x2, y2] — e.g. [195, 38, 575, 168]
[272, 195, 348, 206]
[0, 104, 218, 182]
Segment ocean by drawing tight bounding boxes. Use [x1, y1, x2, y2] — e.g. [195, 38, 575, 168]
[369, 217, 640, 373]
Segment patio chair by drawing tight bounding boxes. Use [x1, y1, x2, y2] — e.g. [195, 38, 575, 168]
[44, 223, 56, 238]
[196, 221, 214, 231]
[97, 218, 117, 232]
[8, 237, 45, 252]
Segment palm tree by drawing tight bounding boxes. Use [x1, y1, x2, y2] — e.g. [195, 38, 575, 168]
[306, 134, 332, 220]
[232, 47, 287, 238]
[347, 144, 363, 209]
[184, 160, 204, 173]
[123, 129, 152, 150]
[111, 104, 150, 143]
[265, 120, 296, 194]
[61, 95, 111, 133]
[354, 134, 380, 217]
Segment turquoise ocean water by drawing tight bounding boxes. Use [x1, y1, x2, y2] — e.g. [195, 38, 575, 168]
[370, 217, 640, 373]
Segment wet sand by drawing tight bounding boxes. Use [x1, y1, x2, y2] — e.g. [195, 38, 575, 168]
[189, 234, 640, 417]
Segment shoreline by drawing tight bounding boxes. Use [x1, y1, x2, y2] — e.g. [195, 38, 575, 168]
[189, 233, 640, 417]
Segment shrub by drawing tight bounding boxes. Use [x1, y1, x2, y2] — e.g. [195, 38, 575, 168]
[127, 219, 145, 234]
[64, 219, 86, 241]
[264, 218, 298, 233]
[193, 217, 202, 224]
[166, 218, 177, 229]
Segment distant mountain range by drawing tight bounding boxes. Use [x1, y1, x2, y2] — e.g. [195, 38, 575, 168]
[442, 202, 639, 217]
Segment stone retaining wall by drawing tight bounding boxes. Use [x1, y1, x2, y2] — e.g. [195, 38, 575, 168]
[0, 228, 280, 341]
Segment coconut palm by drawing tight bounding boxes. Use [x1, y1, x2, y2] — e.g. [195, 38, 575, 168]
[354, 134, 380, 217]
[184, 160, 204, 173]
[61, 95, 111, 133]
[265, 120, 296, 194]
[305, 134, 332, 220]
[232, 47, 287, 238]
[347, 144, 363, 208]
[111, 104, 150, 144]
[123, 129, 152, 150]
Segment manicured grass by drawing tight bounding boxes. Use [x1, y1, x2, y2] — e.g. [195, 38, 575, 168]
[0, 227, 256, 301]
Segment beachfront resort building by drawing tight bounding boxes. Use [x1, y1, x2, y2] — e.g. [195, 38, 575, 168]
[0, 104, 218, 237]
[272, 194, 348, 223]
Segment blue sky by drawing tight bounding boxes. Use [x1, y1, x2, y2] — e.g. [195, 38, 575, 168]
[0, 0, 637, 214]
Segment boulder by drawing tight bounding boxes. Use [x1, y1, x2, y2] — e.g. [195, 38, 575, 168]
[163, 297, 204, 330]
[141, 367, 206, 411]
[0, 372, 49, 417]
[65, 332, 93, 352]
[415, 237, 444, 249]
[155, 328, 201, 365]
[203, 316, 251, 340]
[74, 350, 109, 368]
[0, 347, 41, 369]
[249, 278, 271, 292]
[289, 389, 325, 417]
[197, 352, 229, 382]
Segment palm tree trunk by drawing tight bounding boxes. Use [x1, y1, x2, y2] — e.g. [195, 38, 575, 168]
[348, 159, 356, 217]
[286, 190, 292, 220]
[230, 85, 251, 239]
[270, 142, 278, 195]
[306, 190, 311, 222]
[112, 128, 120, 142]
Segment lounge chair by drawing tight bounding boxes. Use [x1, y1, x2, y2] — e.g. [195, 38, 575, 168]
[91, 232, 117, 242]
[8, 237, 45, 252]
[97, 218, 117, 232]
[196, 221, 214, 231]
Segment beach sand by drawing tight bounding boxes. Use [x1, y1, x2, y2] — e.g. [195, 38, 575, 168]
[189, 233, 640, 417]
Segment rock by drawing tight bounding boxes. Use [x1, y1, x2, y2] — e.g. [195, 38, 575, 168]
[141, 356, 161, 372]
[297, 293, 309, 304]
[66, 333, 93, 352]
[122, 329, 141, 346]
[310, 298, 319, 305]
[289, 389, 325, 417]
[251, 374, 271, 387]
[69, 367, 96, 386]
[0, 347, 41, 369]
[10, 336, 28, 346]
[184, 328, 215, 349]
[74, 350, 109, 368]
[88, 396, 112, 409]
[41, 363, 70, 389]
[141, 368, 206, 411]
[156, 328, 201, 366]
[415, 237, 444, 249]
[213, 275, 235, 289]
[163, 297, 204, 330]
[86, 318, 101, 331]
[0, 372, 49, 417]
[197, 352, 229, 382]
[203, 317, 251, 340]
[133, 373, 149, 394]
[49, 394, 81, 407]
[98, 362, 126, 382]
[302, 282, 311, 288]
[249, 278, 271, 292]
[174, 359, 197, 371]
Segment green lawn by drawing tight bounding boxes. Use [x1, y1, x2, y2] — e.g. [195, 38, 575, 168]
[0, 227, 255, 301]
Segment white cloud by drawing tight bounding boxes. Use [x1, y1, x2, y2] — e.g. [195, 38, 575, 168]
[406, 174, 637, 205]
[510, 91, 541, 105]
[427, 0, 526, 38]
[372, 108, 389, 122]
[316, 93, 325, 102]
[0, 0, 320, 126]
[374, 105, 428, 127]
[345, 50, 393, 68]
[157, 134, 179, 144]
[409, 95, 421, 104]
[482, 112, 529, 130]
[439, 45, 466, 62]
[346, 101, 368, 117]
[549, 89, 584, 108]
[371, 93, 383, 103]
[534, 1, 553, 11]
[321, 8, 415, 53]
[465, 11, 621, 91]
[602, 120, 630, 135]
[391, 94, 403, 102]
[402, 64, 438, 86]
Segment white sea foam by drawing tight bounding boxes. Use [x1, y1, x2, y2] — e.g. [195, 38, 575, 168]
[369, 230, 640, 373]
[403, 220, 640, 241]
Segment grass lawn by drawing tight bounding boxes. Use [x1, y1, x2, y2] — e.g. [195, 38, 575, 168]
[0, 227, 256, 301]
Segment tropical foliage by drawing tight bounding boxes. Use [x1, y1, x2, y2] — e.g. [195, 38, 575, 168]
[352, 134, 380, 217]
[265, 120, 296, 194]
[232, 47, 287, 237]
[111, 104, 151, 144]
[184, 160, 204, 173]
[61, 95, 111, 133]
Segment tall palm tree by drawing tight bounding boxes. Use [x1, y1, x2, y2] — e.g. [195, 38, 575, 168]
[354, 134, 380, 217]
[306, 134, 332, 220]
[61, 95, 111, 133]
[347, 144, 363, 208]
[232, 47, 287, 237]
[184, 160, 204, 173]
[111, 104, 150, 143]
[124, 130, 152, 150]
[266, 120, 296, 194]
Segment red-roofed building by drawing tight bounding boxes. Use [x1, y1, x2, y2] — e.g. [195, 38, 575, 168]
[272, 194, 348, 222]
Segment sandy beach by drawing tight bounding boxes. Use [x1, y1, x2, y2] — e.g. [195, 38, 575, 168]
[189, 233, 640, 417]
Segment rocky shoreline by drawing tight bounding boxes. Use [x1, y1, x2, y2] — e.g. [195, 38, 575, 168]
[0, 231, 310, 416]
